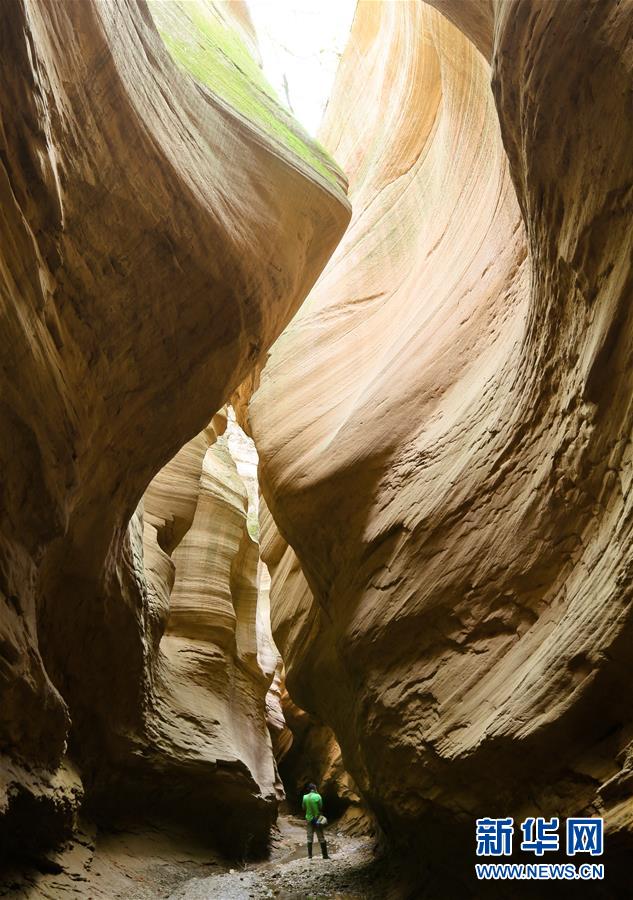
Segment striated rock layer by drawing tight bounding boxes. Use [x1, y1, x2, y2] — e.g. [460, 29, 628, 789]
[0, 0, 348, 861]
[249, 0, 633, 885]
[133, 413, 283, 853]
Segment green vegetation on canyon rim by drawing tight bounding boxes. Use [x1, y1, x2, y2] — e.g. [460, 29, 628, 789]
[148, 0, 343, 190]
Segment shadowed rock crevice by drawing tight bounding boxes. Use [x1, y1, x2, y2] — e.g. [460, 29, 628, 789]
[277, 687, 374, 837]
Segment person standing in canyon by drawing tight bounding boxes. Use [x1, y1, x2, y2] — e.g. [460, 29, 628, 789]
[302, 782, 329, 859]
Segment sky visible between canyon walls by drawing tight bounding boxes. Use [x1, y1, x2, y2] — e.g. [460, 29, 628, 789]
[248, 0, 357, 135]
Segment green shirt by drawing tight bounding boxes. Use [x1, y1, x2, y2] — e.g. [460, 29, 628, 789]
[302, 791, 322, 821]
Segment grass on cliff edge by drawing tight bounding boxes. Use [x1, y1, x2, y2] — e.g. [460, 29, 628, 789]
[148, 0, 342, 190]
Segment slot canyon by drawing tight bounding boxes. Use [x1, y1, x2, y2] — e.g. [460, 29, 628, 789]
[0, 0, 632, 897]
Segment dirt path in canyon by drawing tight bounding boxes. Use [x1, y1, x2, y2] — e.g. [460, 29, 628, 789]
[3, 814, 399, 900]
[167, 815, 393, 900]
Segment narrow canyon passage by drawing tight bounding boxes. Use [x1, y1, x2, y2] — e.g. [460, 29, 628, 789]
[1, 1, 633, 898]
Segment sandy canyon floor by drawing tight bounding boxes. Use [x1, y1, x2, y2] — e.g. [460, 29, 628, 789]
[1, 815, 398, 900]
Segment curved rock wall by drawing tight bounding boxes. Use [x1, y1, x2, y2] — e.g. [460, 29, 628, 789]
[249, 0, 633, 881]
[279, 685, 372, 836]
[136, 414, 282, 853]
[0, 0, 348, 860]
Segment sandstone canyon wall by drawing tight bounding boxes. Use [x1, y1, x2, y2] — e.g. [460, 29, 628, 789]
[278, 685, 372, 836]
[136, 411, 284, 852]
[249, 0, 633, 884]
[0, 0, 349, 862]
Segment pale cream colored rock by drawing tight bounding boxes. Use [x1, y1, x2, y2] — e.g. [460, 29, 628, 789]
[257, 562, 293, 771]
[133, 416, 283, 851]
[224, 412, 291, 771]
[143, 414, 226, 642]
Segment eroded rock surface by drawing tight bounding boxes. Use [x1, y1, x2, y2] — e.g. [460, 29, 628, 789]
[279, 687, 372, 837]
[249, 0, 633, 884]
[133, 414, 281, 853]
[0, 0, 348, 862]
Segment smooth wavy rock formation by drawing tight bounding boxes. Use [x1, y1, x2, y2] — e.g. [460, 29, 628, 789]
[257, 561, 292, 769]
[249, 0, 633, 881]
[138, 414, 282, 852]
[220, 411, 290, 768]
[0, 0, 348, 858]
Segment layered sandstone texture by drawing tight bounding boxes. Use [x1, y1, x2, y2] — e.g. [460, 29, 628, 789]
[0, 0, 348, 861]
[139, 412, 284, 851]
[250, 0, 633, 881]
[258, 501, 369, 834]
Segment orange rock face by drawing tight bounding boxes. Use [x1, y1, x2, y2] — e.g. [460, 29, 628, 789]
[4, 0, 632, 884]
[250, 0, 633, 882]
[0, 0, 348, 858]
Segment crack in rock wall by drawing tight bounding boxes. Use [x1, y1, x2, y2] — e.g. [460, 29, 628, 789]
[279, 683, 374, 837]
